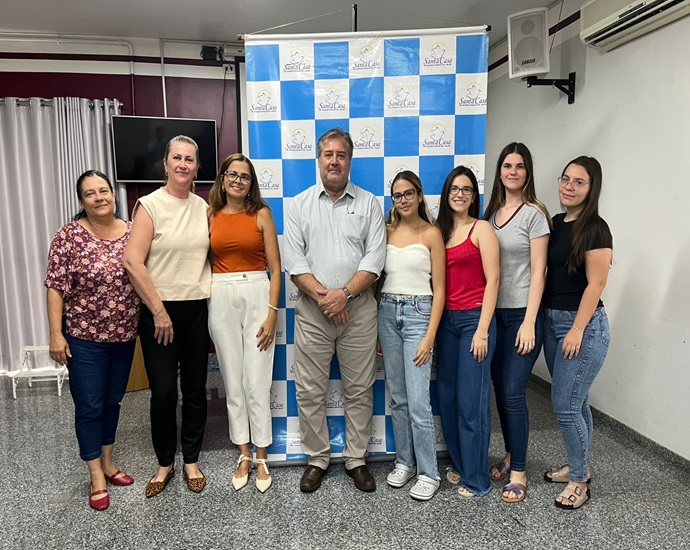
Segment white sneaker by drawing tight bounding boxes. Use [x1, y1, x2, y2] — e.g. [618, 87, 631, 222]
[409, 475, 440, 501]
[386, 463, 416, 488]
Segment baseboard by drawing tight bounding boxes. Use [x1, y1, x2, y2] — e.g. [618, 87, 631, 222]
[528, 374, 690, 471]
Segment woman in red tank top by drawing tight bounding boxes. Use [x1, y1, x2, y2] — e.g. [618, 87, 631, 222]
[207, 154, 281, 494]
[435, 165, 500, 498]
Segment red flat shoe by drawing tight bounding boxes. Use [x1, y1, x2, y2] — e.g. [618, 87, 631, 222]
[106, 470, 134, 486]
[89, 489, 110, 511]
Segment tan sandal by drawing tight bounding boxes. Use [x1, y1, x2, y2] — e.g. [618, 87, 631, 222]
[555, 482, 590, 510]
[544, 464, 592, 484]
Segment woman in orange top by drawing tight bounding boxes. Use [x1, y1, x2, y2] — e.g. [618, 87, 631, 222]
[208, 154, 281, 493]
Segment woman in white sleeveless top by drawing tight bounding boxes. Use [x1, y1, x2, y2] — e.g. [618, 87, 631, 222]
[377, 170, 445, 501]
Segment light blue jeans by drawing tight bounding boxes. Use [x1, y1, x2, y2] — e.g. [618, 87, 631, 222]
[544, 307, 610, 483]
[378, 294, 439, 480]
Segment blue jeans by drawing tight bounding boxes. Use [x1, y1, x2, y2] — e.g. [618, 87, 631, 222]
[544, 307, 610, 483]
[490, 307, 544, 472]
[436, 308, 496, 496]
[64, 335, 136, 461]
[378, 294, 439, 480]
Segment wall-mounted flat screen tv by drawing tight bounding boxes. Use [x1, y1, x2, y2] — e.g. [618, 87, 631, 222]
[111, 116, 218, 183]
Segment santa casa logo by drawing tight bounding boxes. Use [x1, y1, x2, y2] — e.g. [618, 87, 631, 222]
[353, 127, 381, 150]
[433, 418, 445, 445]
[288, 290, 299, 302]
[250, 90, 277, 114]
[386, 165, 410, 194]
[285, 129, 313, 152]
[258, 168, 280, 191]
[352, 46, 380, 70]
[458, 82, 487, 107]
[325, 388, 345, 409]
[423, 42, 453, 67]
[289, 363, 296, 375]
[422, 124, 451, 148]
[388, 85, 416, 109]
[318, 88, 346, 112]
[369, 424, 383, 446]
[269, 389, 284, 411]
[284, 49, 311, 72]
[467, 163, 484, 185]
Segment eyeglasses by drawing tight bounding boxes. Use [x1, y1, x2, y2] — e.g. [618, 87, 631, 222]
[223, 170, 252, 184]
[449, 185, 474, 196]
[558, 175, 588, 188]
[391, 189, 417, 203]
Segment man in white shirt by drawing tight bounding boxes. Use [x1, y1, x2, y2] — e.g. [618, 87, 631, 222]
[284, 128, 386, 492]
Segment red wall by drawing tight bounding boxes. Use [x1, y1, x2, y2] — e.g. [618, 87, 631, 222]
[1, 64, 239, 215]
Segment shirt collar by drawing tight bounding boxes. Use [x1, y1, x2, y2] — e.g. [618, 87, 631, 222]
[317, 180, 356, 202]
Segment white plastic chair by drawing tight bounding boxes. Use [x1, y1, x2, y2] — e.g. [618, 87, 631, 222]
[7, 346, 68, 399]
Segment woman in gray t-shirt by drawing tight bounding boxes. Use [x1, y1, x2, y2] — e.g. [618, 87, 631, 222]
[483, 143, 550, 503]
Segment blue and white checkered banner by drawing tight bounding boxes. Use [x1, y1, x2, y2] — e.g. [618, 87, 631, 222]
[245, 27, 488, 464]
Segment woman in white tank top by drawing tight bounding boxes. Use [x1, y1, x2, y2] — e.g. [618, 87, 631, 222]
[377, 170, 445, 501]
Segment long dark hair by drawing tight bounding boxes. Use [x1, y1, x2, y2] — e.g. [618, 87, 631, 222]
[484, 142, 550, 224]
[436, 165, 479, 244]
[387, 170, 432, 227]
[73, 169, 118, 221]
[562, 156, 612, 274]
[208, 153, 268, 215]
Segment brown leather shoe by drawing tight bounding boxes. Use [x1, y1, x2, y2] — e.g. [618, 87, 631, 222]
[300, 465, 326, 493]
[346, 465, 376, 492]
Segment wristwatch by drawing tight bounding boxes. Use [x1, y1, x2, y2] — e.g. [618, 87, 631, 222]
[342, 287, 354, 303]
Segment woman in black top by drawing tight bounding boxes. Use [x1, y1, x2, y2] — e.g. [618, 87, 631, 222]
[542, 156, 613, 510]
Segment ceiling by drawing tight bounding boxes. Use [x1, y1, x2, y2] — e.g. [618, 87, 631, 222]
[0, 0, 556, 47]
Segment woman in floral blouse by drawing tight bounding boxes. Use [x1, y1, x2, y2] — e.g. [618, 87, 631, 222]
[45, 169, 140, 511]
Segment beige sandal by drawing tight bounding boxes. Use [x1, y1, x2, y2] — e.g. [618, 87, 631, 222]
[555, 482, 590, 510]
[544, 464, 592, 484]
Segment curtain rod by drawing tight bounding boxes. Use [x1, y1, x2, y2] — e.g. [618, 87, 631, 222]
[0, 98, 123, 108]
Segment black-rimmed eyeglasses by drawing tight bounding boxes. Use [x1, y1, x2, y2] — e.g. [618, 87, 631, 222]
[392, 189, 417, 203]
[223, 170, 252, 184]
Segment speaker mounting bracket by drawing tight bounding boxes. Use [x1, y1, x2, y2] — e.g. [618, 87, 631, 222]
[525, 71, 576, 105]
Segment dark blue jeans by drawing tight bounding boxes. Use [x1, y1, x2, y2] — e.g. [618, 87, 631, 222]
[490, 307, 544, 472]
[64, 335, 136, 461]
[436, 308, 496, 496]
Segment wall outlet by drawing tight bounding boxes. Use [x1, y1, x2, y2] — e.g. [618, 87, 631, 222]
[222, 63, 235, 75]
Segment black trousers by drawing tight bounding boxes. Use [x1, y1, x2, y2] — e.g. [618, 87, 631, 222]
[139, 300, 210, 466]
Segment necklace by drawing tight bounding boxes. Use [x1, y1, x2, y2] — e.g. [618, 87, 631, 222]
[82, 218, 119, 240]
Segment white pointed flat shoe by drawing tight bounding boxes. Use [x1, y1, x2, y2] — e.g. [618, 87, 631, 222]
[255, 459, 272, 493]
[232, 454, 253, 491]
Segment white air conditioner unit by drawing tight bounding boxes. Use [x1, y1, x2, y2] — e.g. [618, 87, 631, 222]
[580, 0, 690, 51]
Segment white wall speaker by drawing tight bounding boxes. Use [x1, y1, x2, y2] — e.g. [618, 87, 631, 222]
[507, 8, 550, 80]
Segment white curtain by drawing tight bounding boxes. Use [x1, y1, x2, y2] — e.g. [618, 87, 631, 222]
[0, 97, 121, 373]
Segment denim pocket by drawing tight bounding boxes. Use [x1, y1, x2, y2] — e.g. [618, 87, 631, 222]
[414, 299, 432, 317]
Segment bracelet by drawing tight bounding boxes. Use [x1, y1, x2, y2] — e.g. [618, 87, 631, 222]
[475, 332, 489, 341]
[267, 304, 279, 312]
[572, 326, 583, 333]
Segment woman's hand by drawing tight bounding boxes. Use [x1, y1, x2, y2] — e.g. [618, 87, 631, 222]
[153, 308, 174, 345]
[49, 332, 71, 365]
[562, 327, 583, 359]
[256, 312, 277, 352]
[471, 332, 489, 362]
[515, 321, 536, 355]
[413, 337, 434, 367]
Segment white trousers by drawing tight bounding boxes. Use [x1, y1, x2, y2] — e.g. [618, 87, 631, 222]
[208, 271, 275, 447]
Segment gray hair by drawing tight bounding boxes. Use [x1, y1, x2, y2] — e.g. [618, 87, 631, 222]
[316, 128, 353, 159]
